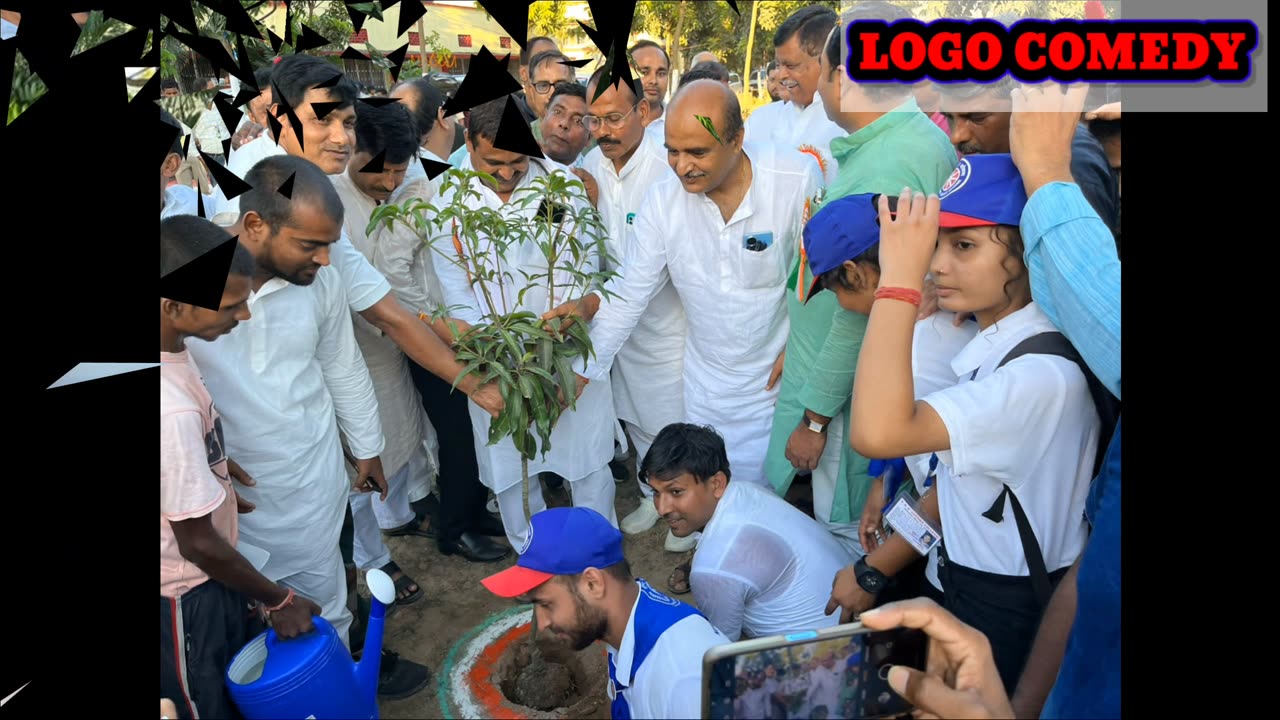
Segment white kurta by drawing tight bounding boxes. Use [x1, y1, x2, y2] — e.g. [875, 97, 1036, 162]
[330, 170, 439, 482]
[743, 100, 790, 145]
[581, 143, 824, 486]
[186, 267, 384, 581]
[433, 157, 615, 492]
[161, 184, 199, 219]
[767, 94, 845, 187]
[579, 134, 685, 437]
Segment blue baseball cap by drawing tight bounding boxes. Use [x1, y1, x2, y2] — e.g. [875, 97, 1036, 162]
[801, 193, 885, 304]
[481, 507, 625, 598]
[937, 155, 1027, 228]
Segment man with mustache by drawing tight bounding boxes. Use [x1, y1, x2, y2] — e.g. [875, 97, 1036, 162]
[185, 155, 385, 657]
[481, 507, 727, 719]
[577, 68, 691, 549]
[767, 5, 844, 185]
[545, 79, 823, 492]
[334, 102, 510, 579]
[433, 95, 620, 552]
[210, 55, 505, 426]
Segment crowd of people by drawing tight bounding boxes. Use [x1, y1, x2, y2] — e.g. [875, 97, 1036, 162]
[160, 3, 1121, 719]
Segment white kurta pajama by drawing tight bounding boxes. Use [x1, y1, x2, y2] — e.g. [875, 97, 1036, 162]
[582, 143, 825, 486]
[579, 133, 686, 475]
[330, 171, 441, 568]
[187, 266, 384, 648]
[433, 157, 619, 549]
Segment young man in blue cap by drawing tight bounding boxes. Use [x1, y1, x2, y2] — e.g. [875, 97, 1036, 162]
[481, 507, 728, 719]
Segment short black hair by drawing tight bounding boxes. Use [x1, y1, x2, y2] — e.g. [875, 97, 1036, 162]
[639, 423, 732, 486]
[679, 61, 731, 87]
[629, 39, 670, 66]
[160, 78, 180, 92]
[528, 50, 571, 81]
[467, 95, 509, 145]
[587, 66, 643, 105]
[239, 155, 344, 231]
[393, 76, 447, 139]
[253, 65, 274, 93]
[558, 558, 633, 588]
[354, 100, 419, 164]
[827, 5, 912, 100]
[522, 36, 559, 67]
[160, 106, 184, 157]
[549, 79, 586, 107]
[774, 5, 839, 55]
[161, 215, 255, 280]
[766, 60, 778, 73]
[271, 54, 359, 115]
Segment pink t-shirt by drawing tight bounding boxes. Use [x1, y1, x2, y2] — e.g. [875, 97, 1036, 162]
[160, 350, 238, 598]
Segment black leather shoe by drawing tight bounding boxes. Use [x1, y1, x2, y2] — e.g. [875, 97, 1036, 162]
[470, 513, 506, 538]
[438, 532, 510, 563]
[377, 651, 432, 700]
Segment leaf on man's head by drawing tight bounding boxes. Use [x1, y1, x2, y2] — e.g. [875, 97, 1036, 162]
[695, 114, 723, 145]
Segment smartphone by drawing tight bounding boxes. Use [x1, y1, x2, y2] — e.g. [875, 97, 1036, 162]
[701, 622, 927, 720]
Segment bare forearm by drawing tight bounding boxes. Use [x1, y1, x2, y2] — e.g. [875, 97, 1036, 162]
[363, 297, 473, 391]
[850, 296, 920, 456]
[181, 535, 287, 607]
[1011, 558, 1080, 718]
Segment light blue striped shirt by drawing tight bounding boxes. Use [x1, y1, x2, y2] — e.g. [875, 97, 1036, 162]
[1020, 182, 1121, 400]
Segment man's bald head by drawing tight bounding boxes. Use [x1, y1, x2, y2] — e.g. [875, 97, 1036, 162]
[691, 51, 720, 67]
[668, 79, 744, 145]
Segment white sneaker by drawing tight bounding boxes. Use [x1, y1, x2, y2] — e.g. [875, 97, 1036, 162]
[486, 495, 499, 515]
[664, 529, 698, 553]
[620, 496, 659, 534]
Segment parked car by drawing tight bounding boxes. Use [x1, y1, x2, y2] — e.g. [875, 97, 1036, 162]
[424, 72, 462, 94]
[728, 72, 743, 93]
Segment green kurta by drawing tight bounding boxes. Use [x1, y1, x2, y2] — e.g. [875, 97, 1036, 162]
[765, 96, 959, 524]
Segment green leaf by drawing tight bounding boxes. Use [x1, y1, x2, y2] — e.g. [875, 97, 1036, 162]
[695, 114, 725, 145]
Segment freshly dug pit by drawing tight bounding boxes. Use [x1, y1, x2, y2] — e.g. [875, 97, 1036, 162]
[495, 637, 608, 718]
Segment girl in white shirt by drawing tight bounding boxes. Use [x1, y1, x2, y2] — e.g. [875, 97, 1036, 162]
[833, 155, 1101, 694]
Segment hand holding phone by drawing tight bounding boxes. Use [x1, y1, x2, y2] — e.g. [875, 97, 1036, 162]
[859, 599, 1014, 720]
[702, 622, 927, 719]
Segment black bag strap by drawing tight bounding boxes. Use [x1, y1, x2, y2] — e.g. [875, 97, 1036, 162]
[995, 332, 1120, 479]
[967, 332, 1120, 609]
[983, 485, 1053, 609]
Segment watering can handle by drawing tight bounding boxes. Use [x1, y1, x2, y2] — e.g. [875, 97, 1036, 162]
[264, 625, 319, 651]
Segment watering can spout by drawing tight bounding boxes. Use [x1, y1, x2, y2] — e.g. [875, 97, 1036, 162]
[355, 569, 397, 705]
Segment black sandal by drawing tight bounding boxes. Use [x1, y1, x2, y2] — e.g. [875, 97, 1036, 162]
[379, 560, 424, 606]
[383, 516, 436, 539]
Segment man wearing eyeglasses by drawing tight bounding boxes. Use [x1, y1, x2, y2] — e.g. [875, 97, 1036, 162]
[526, 50, 574, 145]
[578, 68, 690, 549]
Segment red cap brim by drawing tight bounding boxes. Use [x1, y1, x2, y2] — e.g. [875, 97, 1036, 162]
[481, 564, 555, 598]
[938, 211, 997, 228]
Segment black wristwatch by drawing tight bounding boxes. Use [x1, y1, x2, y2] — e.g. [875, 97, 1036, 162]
[854, 557, 888, 595]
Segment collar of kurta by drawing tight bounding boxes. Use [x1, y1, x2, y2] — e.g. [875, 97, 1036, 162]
[829, 96, 921, 162]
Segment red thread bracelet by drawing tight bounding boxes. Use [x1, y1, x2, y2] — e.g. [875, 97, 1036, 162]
[875, 287, 923, 307]
[265, 588, 295, 614]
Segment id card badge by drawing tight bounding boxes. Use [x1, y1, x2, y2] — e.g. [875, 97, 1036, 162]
[884, 496, 943, 557]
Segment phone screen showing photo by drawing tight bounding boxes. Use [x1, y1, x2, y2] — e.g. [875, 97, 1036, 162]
[707, 627, 926, 720]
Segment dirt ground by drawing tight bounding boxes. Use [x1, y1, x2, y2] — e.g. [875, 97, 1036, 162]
[375, 452, 815, 719]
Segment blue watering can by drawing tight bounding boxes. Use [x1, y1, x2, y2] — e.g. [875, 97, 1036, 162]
[225, 569, 397, 719]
